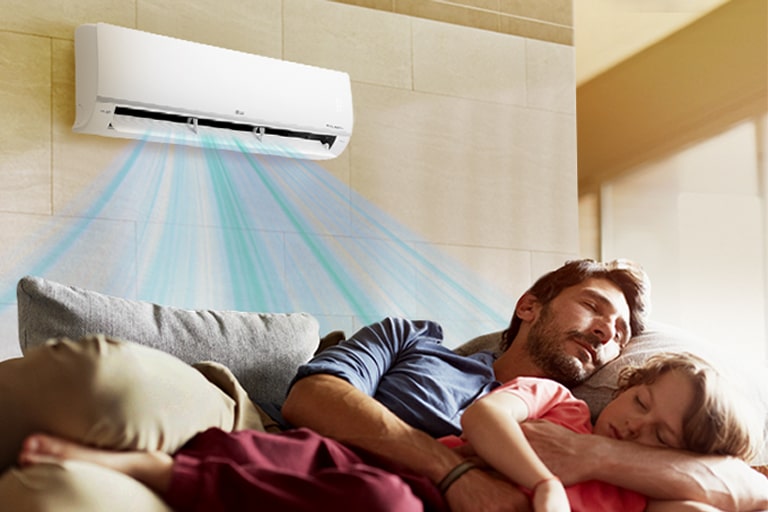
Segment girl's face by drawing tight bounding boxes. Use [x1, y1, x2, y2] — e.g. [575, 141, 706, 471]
[593, 369, 694, 449]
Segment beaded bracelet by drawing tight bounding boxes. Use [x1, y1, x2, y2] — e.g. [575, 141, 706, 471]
[437, 461, 478, 494]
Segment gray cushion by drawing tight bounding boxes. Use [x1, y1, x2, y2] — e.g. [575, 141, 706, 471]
[16, 276, 319, 404]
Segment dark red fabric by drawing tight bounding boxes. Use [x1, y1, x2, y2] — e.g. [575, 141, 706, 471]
[164, 428, 447, 512]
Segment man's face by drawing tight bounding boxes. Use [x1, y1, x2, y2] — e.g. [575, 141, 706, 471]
[524, 278, 631, 387]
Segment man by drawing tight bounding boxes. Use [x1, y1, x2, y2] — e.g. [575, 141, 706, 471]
[282, 259, 767, 511]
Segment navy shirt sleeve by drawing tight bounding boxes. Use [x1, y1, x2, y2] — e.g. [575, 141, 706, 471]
[291, 317, 442, 395]
[289, 317, 499, 437]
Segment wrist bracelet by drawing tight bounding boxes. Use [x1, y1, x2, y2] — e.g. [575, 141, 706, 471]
[531, 476, 561, 494]
[437, 461, 477, 494]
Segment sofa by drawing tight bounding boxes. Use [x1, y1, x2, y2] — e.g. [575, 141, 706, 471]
[1, 275, 766, 510]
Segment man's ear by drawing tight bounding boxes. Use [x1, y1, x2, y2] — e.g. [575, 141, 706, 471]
[515, 292, 541, 322]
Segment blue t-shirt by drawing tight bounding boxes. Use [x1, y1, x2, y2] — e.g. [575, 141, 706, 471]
[289, 317, 501, 437]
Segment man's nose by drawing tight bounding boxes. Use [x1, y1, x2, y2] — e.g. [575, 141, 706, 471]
[591, 317, 616, 345]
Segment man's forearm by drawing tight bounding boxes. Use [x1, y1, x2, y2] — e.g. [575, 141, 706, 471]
[646, 500, 726, 512]
[523, 421, 768, 511]
[283, 374, 463, 482]
[587, 438, 766, 509]
[283, 374, 535, 512]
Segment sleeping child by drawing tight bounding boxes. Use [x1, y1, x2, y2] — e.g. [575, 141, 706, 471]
[443, 351, 760, 511]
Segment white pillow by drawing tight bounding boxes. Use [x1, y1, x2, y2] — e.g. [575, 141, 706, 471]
[572, 321, 767, 465]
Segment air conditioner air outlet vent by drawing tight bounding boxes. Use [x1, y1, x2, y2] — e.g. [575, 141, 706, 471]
[113, 106, 337, 148]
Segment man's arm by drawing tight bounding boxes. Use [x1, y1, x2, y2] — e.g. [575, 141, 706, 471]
[282, 374, 532, 512]
[646, 500, 725, 512]
[522, 421, 768, 511]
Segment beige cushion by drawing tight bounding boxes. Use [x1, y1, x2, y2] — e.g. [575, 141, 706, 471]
[0, 335, 237, 474]
[0, 461, 172, 512]
[192, 360, 282, 433]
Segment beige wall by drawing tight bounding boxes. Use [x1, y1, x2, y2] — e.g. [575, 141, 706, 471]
[0, 0, 577, 359]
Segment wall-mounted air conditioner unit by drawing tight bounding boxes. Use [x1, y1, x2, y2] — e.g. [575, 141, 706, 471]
[73, 23, 353, 160]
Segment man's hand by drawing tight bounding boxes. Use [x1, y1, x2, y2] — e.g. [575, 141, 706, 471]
[444, 468, 532, 512]
[521, 420, 590, 485]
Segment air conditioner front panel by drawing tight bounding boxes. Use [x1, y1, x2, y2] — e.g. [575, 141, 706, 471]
[73, 23, 353, 159]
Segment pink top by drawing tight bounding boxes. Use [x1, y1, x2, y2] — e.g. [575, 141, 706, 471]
[441, 377, 647, 512]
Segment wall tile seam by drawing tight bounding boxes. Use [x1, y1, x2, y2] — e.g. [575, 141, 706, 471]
[332, 0, 572, 28]
[348, 78, 576, 116]
[327, 0, 573, 45]
[501, 15, 570, 30]
[48, 36, 55, 214]
[402, 11, 572, 40]
[419, 241, 555, 253]
[461, 9, 572, 31]
[415, 0, 572, 27]
[0, 29, 70, 42]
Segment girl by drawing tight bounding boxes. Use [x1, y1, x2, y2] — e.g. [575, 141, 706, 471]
[444, 352, 759, 511]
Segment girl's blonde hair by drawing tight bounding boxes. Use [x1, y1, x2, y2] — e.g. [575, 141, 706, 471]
[617, 352, 761, 462]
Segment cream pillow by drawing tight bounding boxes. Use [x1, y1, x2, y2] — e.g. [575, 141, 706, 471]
[0, 460, 173, 512]
[0, 335, 237, 474]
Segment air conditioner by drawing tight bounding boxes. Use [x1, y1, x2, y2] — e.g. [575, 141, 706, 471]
[72, 23, 353, 160]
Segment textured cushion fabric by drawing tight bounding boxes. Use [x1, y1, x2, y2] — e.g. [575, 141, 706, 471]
[0, 335, 237, 474]
[457, 323, 768, 465]
[16, 275, 320, 405]
[0, 460, 173, 512]
[453, 331, 503, 357]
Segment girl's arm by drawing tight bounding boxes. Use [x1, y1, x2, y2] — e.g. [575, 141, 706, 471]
[461, 390, 569, 510]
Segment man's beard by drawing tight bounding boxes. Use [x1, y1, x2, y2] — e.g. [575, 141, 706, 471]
[525, 304, 599, 388]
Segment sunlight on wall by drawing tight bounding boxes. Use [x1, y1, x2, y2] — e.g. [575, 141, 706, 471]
[0, 138, 513, 345]
[594, 118, 767, 364]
